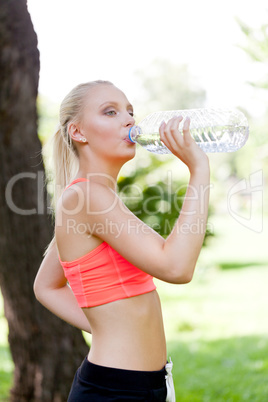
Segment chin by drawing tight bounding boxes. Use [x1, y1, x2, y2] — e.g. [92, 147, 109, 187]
[121, 151, 136, 163]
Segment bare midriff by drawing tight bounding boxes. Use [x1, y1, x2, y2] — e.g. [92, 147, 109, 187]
[83, 289, 167, 371]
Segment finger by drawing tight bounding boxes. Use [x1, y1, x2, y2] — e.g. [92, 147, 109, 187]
[182, 116, 193, 145]
[165, 116, 183, 132]
[159, 121, 167, 136]
[183, 116, 190, 132]
[159, 121, 168, 144]
[160, 122, 173, 149]
[164, 116, 183, 148]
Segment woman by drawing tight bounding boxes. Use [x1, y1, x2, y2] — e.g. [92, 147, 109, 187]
[34, 80, 210, 401]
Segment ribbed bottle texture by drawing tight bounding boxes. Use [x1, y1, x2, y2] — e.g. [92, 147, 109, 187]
[128, 108, 249, 154]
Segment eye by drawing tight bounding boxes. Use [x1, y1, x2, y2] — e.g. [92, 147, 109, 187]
[105, 110, 117, 116]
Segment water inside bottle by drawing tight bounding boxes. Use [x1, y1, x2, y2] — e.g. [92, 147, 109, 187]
[138, 125, 249, 154]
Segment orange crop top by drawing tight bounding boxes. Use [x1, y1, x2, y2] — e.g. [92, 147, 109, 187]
[59, 179, 156, 307]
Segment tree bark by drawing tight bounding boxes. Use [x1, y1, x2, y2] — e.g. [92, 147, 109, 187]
[0, 1, 88, 400]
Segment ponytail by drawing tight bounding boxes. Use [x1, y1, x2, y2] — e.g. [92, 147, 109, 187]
[43, 80, 113, 255]
[42, 125, 78, 255]
[51, 124, 79, 209]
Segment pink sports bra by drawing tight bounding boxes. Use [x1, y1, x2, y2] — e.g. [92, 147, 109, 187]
[59, 178, 156, 308]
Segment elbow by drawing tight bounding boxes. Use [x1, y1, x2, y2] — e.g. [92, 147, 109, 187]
[180, 272, 194, 284]
[172, 274, 193, 285]
[33, 277, 43, 302]
[168, 264, 195, 284]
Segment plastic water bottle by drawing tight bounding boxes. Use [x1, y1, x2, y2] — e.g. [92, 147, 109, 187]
[128, 108, 249, 153]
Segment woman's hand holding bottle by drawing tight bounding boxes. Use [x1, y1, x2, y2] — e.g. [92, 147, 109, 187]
[159, 116, 209, 174]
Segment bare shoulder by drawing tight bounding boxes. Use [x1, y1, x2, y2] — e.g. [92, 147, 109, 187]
[86, 181, 120, 213]
[57, 181, 121, 214]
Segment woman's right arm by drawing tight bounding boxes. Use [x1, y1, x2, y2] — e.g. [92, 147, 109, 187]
[33, 240, 91, 333]
[72, 117, 210, 284]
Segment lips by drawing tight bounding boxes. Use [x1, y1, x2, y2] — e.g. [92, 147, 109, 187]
[123, 133, 135, 144]
[124, 137, 134, 144]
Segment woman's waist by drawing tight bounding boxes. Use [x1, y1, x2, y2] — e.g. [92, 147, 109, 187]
[85, 291, 167, 370]
[88, 335, 167, 371]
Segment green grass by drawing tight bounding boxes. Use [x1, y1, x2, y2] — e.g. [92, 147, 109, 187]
[0, 346, 13, 402]
[0, 312, 13, 402]
[0, 214, 267, 401]
[168, 336, 268, 401]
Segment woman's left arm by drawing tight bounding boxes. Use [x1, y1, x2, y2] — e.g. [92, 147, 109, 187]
[33, 239, 91, 333]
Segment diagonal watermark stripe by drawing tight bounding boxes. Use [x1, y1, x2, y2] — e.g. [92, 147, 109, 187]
[227, 170, 263, 233]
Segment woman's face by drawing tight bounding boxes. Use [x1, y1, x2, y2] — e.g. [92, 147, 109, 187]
[79, 84, 136, 162]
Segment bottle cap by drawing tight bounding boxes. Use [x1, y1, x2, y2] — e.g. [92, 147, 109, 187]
[128, 127, 135, 143]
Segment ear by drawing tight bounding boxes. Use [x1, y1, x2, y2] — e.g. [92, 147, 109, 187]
[68, 123, 88, 144]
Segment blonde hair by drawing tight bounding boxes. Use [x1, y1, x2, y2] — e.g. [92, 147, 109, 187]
[44, 80, 113, 253]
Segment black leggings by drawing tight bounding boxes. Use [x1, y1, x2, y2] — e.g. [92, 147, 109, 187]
[67, 357, 167, 401]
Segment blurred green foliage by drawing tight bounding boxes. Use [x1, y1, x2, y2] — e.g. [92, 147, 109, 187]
[118, 153, 213, 242]
[118, 156, 191, 237]
[234, 18, 268, 177]
[37, 95, 59, 145]
[236, 18, 268, 88]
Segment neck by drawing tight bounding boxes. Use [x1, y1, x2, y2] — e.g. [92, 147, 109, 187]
[76, 156, 124, 192]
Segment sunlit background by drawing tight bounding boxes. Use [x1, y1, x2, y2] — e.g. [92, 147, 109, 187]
[28, 0, 267, 115]
[1, 1, 268, 400]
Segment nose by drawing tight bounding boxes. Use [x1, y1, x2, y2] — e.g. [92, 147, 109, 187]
[123, 112, 135, 127]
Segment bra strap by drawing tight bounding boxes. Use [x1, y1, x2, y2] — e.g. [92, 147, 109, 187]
[64, 178, 90, 191]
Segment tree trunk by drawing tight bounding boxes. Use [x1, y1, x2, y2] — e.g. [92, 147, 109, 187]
[0, 1, 88, 400]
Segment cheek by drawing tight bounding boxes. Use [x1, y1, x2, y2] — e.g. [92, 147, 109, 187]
[84, 119, 110, 140]
[83, 120, 118, 150]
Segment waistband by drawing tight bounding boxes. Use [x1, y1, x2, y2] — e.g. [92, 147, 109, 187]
[78, 357, 166, 391]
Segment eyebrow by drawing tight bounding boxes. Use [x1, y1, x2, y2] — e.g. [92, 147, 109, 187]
[99, 101, 134, 110]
